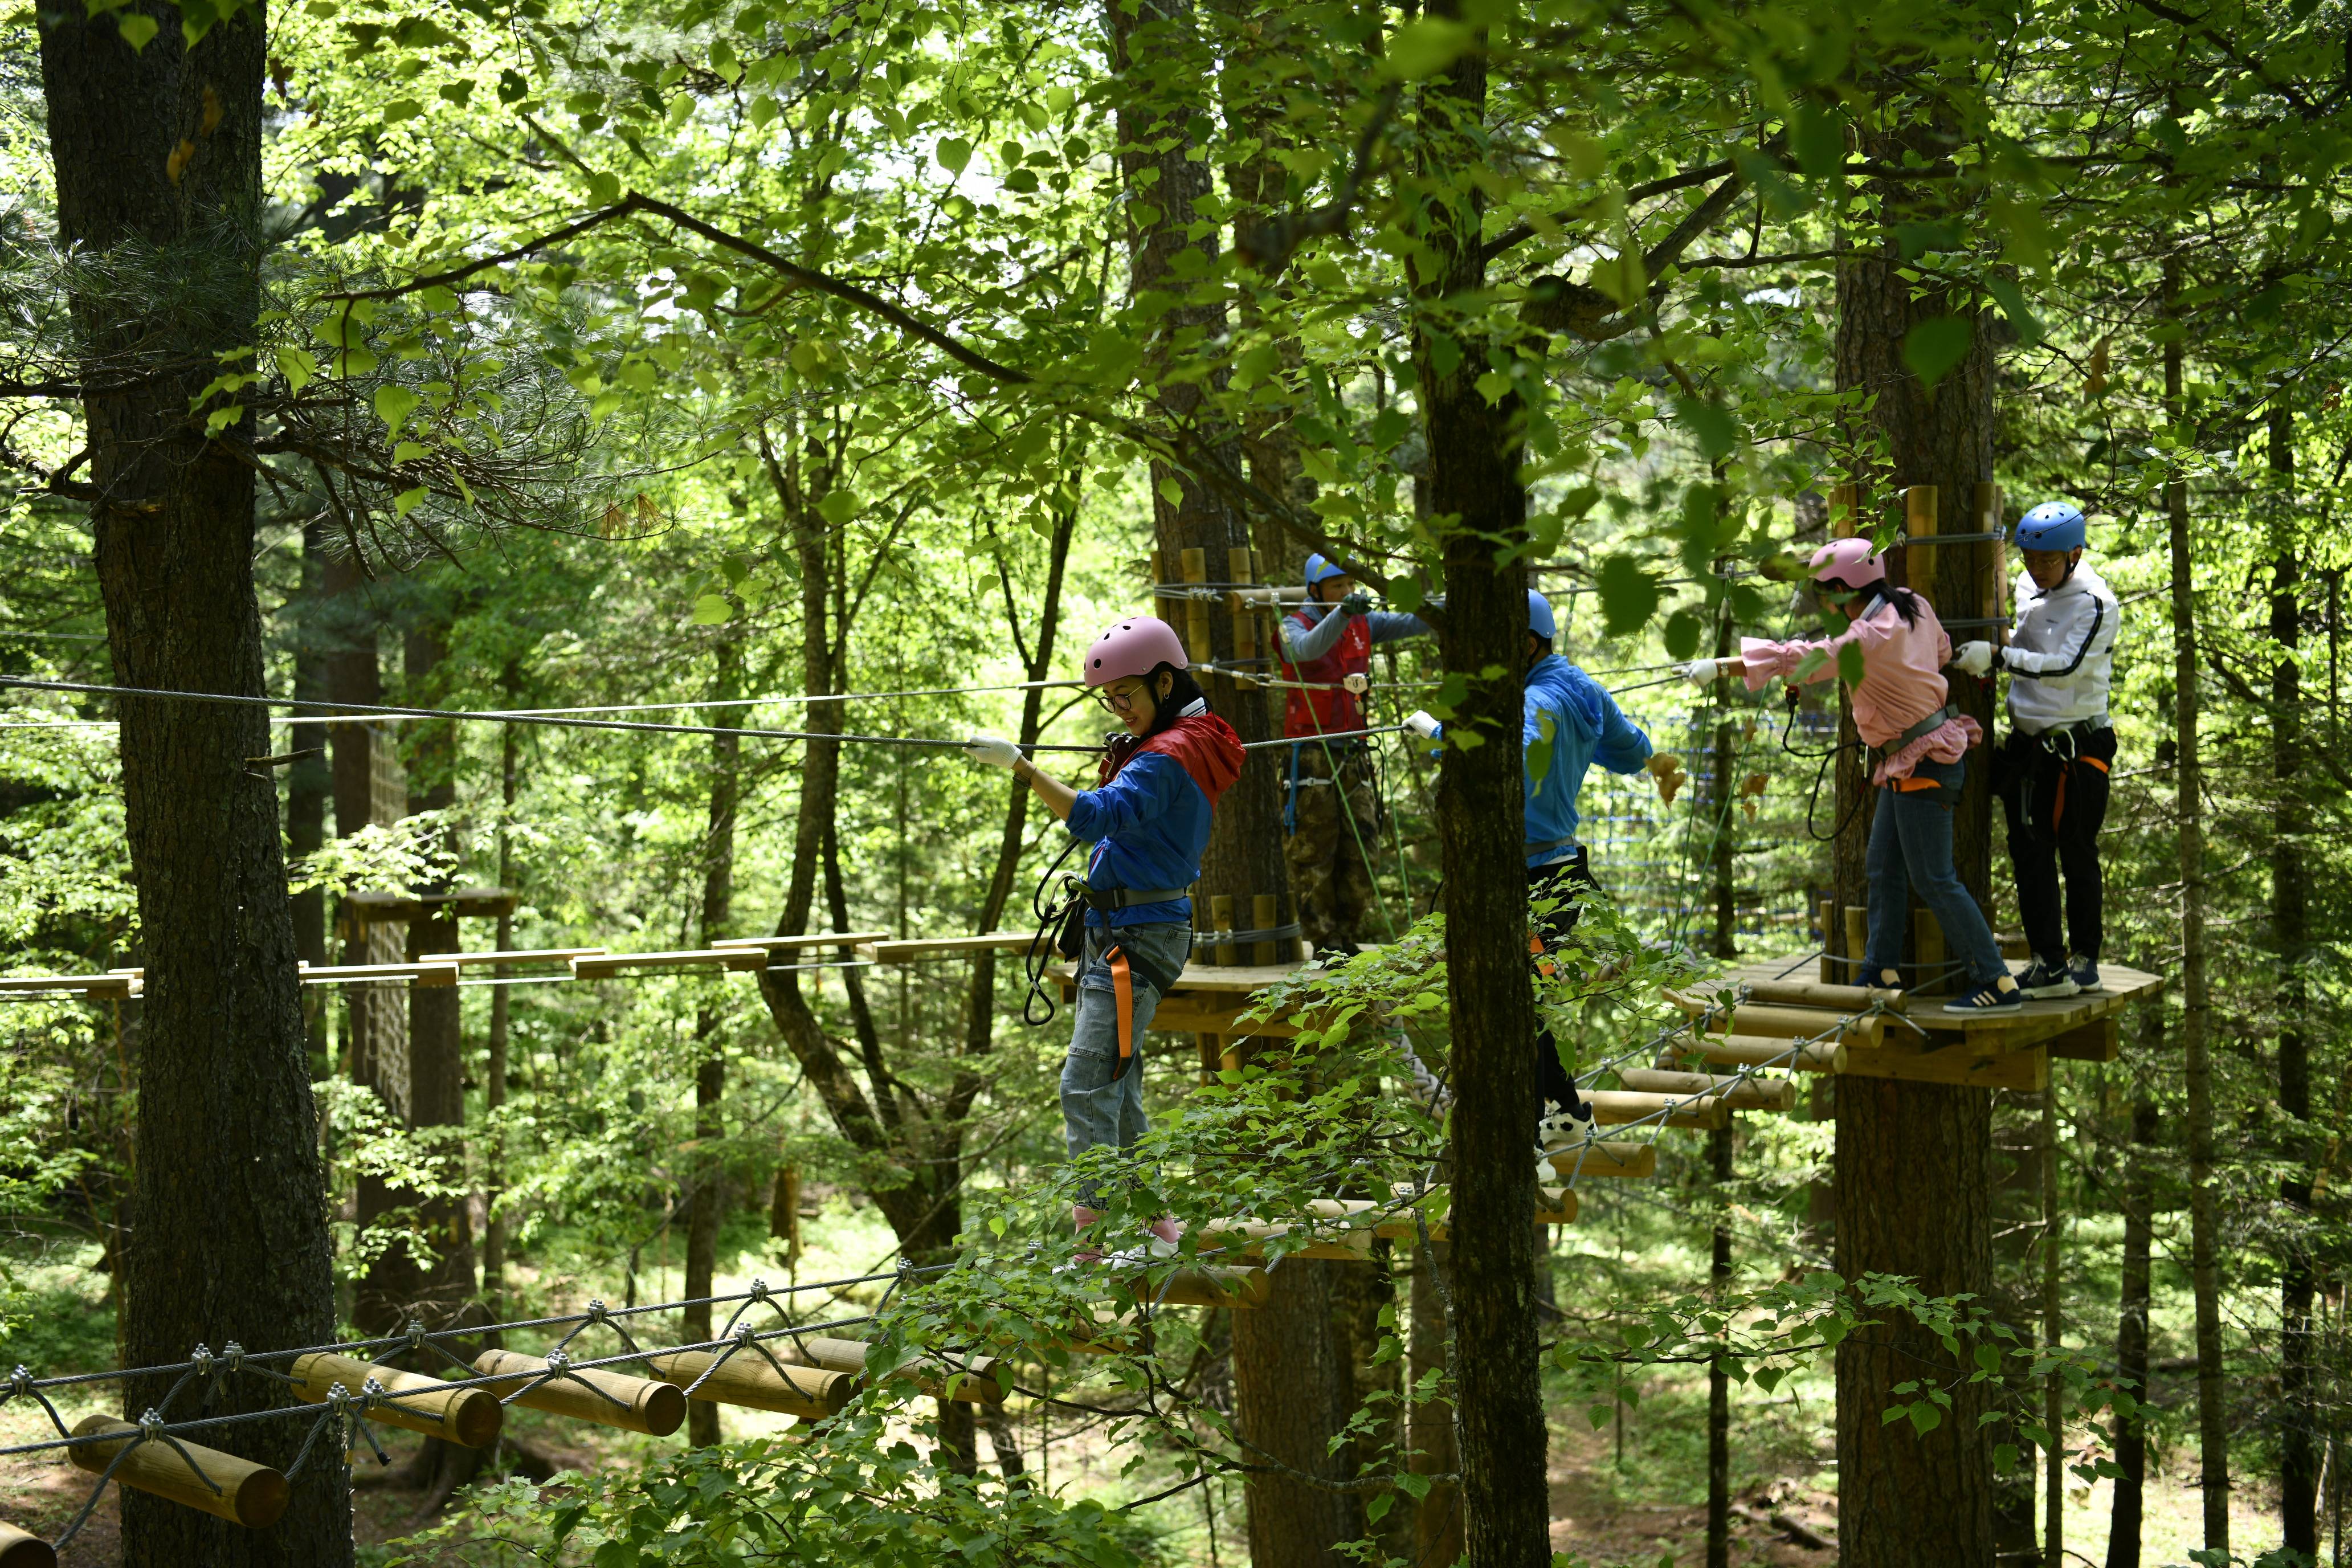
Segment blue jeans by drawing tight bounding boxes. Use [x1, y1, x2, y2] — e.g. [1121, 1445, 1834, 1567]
[1864, 759, 2007, 988]
[1061, 921, 1193, 1174]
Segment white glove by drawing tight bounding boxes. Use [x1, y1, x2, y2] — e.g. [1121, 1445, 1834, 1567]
[1951, 641, 1993, 677]
[963, 733, 1022, 769]
[1403, 710, 1440, 741]
[1680, 658, 1722, 686]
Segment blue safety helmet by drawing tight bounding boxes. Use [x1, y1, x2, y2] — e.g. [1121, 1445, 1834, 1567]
[2016, 501, 2086, 553]
[1303, 553, 1349, 589]
[1528, 587, 1557, 642]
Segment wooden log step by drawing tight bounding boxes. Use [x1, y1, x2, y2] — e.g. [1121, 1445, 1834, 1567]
[68, 1416, 287, 1529]
[0, 1521, 53, 1567]
[1664, 990, 1886, 1046]
[710, 931, 889, 952]
[1584, 1088, 1730, 1132]
[296, 961, 461, 988]
[1128, 1265, 1271, 1308]
[1544, 1140, 1658, 1181]
[1681, 1034, 1847, 1073]
[570, 948, 770, 978]
[648, 1349, 859, 1418]
[418, 947, 607, 967]
[860, 932, 1038, 963]
[471, 1349, 684, 1436]
[1722, 977, 1908, 1013]
[774, 1335, 1006, 1404]
[1618, 1068, 1795, 1112]
[289, 1353, 502, 1448]
[0, 973, 134, 999]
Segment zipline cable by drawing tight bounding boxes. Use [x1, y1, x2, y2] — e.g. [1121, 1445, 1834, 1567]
[0, 676, 1107, 753]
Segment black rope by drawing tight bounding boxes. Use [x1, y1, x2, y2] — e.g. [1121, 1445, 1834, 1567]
[1777, 687, 1867, 843]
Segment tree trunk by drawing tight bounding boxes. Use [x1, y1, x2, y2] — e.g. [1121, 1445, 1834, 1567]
[1408, 1242, 1464, 1566]
[1828, 81, 2000, 1568]
[2165, 256, 2228, 1556]
[2106, 1012, 2159, 1568]
[1708, 1123, 1733, 1568]
[683, 630, 743, 1448]
[2271, 401, 2318, 1557]
[480, 667, 519, 1328]
[2041, 1088, 2063, 1568]
[37, 4, 353, 1561]
[1106, 2, 1329, 1555]
[288, 522, 332, 1065]
[1410, 10, 1547, 1563]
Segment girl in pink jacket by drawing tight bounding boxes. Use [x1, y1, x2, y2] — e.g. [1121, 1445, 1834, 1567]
[1693, 540, 2021, 1012]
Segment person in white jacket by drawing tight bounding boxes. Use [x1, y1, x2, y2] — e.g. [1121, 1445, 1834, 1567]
[1951, 501, 2119, 998]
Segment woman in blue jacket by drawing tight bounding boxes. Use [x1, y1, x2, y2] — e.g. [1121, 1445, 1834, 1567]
[1407, 589, 1652, 1153]
[965, 616, 1243, 1247]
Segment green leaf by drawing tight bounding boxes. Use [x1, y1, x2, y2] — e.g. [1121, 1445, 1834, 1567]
[1595, 554, 1659, 637]
[391, 440, 428, 465]
[393, 486, 428, 519]
[816, 490, 859, 526]
[936, 137, 972, 175]
[1791, 103, 1844, 177]
[379, 97, 424, 125]
[1663, 609, 1703, 660]
[1901, 316, 1973, 389]
[373, 383, 420, 436]
[1526, 710, 1555, 788]
[276, 346, 316, 394]
[1908, 1400, 1942, 1435]
[1836, 643, 1865, 688]
[1385, 18, 1472, 79]
[116, 11, 157, 49]
[1674, 397, 1738, 462]
[691, 594, 732, 624]
[1982, 276, 2043, 349]
[178, 0, 216, 47]
[203, 403, 243, 436]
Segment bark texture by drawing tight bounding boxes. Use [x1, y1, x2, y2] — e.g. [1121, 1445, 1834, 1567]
[1412, 10, 1548, 1562]
[2105, 1016, 2158, 1568]
[38, 3, 353, 1561]
[683, 630, 742, 1448]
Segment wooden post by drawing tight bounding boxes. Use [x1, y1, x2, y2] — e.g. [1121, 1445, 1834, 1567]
[1253, 892, 1279, 967]
[648, 1349, 859, 1418]
[769, 1163, 803, 1264]
[1818, 897, 1836, 984]
[778, 1336, 1006, 1404]
[1904, 483, 1938, 544]
[1230, 546, 1258, 667]
[1844, 906, 1868, 984]
[1916, 908, 1945, 996]
[0, 1522, 52, 1568]
[1213, 892, 1239, 967]
[1181, 548, 1211, 664]
[1197, 1032, 1223, 1085]
[68, 1416, 289, 1529]
[472, 1349, 687, 1436]
[288, 1353, 503, 1448]
[1149, 549, 1165, 613]
[1831, 483, 1860, 540]
[1977, 482, 2007, 644]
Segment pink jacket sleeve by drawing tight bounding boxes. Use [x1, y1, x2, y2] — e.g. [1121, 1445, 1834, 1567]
[1738, 614, 1900, 691]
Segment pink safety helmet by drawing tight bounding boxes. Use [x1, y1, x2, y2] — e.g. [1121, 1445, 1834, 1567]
[1083, 615, 1189, 687]
[1807, 537, 1886, 591]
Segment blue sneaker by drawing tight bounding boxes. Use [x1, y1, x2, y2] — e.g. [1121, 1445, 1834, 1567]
[2015, 958, 2080, 1000]
[2068, 956, 2102, 994]
[1943, 978, 2024, 1014]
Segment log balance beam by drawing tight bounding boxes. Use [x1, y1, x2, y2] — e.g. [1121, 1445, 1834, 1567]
[0, 1522, 52, 1567]
[68, 1416, 289, 1529]
[288, 1353, 503, 1447]
[471, 1350, 686, 1436]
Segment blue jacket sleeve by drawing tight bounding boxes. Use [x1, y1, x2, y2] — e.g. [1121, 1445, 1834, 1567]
[1591, 688, 1653, 774]
[1366, 611, 1430, 644]
[1066, 753, 1184, 844]
[1280, 606, 1346, 663]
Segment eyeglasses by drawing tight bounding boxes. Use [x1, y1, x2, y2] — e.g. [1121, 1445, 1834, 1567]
[1095, 683, 1148, 714]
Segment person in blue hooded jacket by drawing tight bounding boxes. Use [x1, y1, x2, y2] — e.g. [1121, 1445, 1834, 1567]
[1405, 587, 1652, 1154]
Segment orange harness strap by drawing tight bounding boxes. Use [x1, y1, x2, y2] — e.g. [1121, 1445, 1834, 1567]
[2079, 755, 2109, 774]
[1108, 947, 1137, 1080]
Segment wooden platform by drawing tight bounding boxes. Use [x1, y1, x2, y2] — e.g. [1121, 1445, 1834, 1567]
[1048, 959, 1317, 1040]
[1687, 958, 2161, 1091]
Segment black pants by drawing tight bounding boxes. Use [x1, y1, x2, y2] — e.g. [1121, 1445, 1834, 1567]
[1530, 850, 1595, 1116]
[1995, 726, 2115, 965]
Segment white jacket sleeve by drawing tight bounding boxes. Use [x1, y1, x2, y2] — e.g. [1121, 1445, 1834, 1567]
[2002, 591, 2110, 679]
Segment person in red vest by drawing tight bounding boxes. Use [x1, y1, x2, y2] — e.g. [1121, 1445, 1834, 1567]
[1279, 552, 1430, 955]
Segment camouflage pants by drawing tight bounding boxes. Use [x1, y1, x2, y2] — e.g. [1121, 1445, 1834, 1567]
[1283, 743, 1382, 953]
